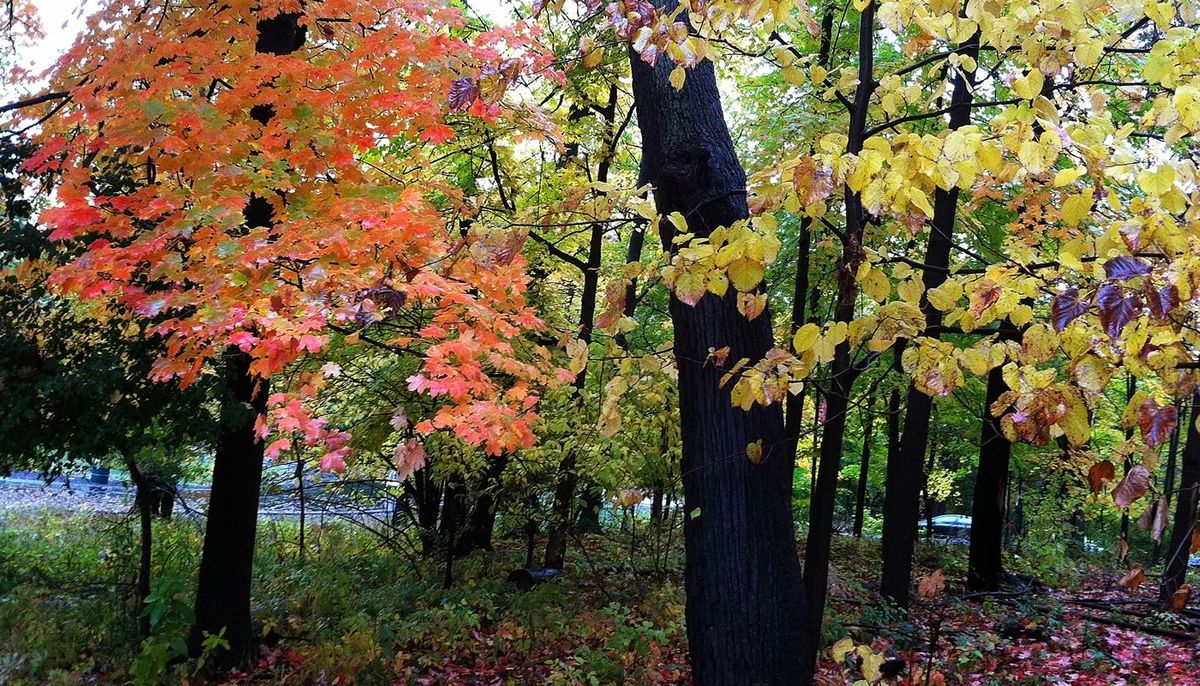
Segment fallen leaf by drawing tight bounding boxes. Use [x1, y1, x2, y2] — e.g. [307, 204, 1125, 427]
[918, 569, 946, 599]
[1118, 563, 1145, 589]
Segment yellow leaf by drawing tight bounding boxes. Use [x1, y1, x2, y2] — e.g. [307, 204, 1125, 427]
[1012, 69, 1044, 100]
[860, 267, 891, 303]
[669, 66, 686, 91]
[746, 440, 763, 464]
[1061, 393, 1091, 447]
[1137, 165, 1175, 196]
[1053, 167, 1087, 187]
[792, 323, 820, 354]
[1061, 193, 1093, 227]
[810, 64, 828, 85]
[927, 280, 962, 312]
[728, 258, 765, 292]
[831, 637, 855, 663]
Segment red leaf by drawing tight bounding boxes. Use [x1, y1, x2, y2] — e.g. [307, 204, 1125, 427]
[1087, 460, 1116, 495]
[1097, 283, 1140, 339]
[969, 280, 1002, 317]
[1145, 284, 1178, 320]
[1138, 398, 1177, 449]
[1112, 465, 1150, 508]
[1052, 288, 1090, 332]
[1103, 256, 1151, 280]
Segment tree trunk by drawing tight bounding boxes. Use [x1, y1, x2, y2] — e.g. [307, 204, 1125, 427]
[188, 348, 270, 665]
[576, 485, 604, 533]
[630, 4, 810, 680]
[853, 396, 875, 538]
[967, 364, 1011, 591]
[802, 4, 877, 667]
[188, 14, 303, 665]
[1121, 374, 1136, 542]
[1153, 403, 1183, 566]
[879, 26, 980, 608]
[1160, 391, 1200, 609]
[128, 461, 153, 639]
[456, 453, 509, 555]
[544, 86, 620, 568]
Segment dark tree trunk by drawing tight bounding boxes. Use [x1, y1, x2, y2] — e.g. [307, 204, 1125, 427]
[128, 462, 153, 639]
[407, 466, 443, 555]
[967, 364, 1012, 591]
[1160, 392, 1200, 609]
[544, 88, 619, 568]
[1153, 404, 1183, 566]
[441, 476, 465, 587]
[188, 349, 270, 665]
[576, 485, 604, 533]
[630, 4, 809, 680]
[922, 437, 937, 542]
[650, 479, 666, 523]
[879, 26, 979, 608]
[1121, 374, 1136, 542]
[802, 4, 877, 667]
[188, 15, 303, 665]
[455, 454, 509, 555]
[853, 396, 875, 538]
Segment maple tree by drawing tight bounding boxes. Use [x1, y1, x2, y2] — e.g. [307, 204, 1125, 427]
[7, 0, 1200, 681]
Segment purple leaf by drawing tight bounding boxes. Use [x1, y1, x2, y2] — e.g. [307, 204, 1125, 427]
[1052, 288, 1090, 332]
[448, 77, 479, 111]
[1097, 283, 1140, 339]
[1104, 256, 1151, 280]
[1146, 284, 1178, 320]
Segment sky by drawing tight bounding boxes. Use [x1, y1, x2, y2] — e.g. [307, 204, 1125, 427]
[27, 0, 90, 73]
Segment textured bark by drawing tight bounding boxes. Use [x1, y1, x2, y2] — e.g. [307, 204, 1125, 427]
[544, 87, 620, 568]
[630, 3, 810, 680]
[188, 349, 270, 665]
[1160, 392, 1200, 608]
[802, 4, 876, 668]
[456, 454, 509, 555]
[1153, 405, 1183, 566]
[853, 396, 875, 538]
[188, 15, 303, 665]
[879, 27, 980, 607]
[967, 363, 1012, 591]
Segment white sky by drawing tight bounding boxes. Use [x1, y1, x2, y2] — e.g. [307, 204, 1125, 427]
[26, 0, 90, 73]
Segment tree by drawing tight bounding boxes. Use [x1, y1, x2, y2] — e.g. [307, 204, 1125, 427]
[628, 0, 810, 681]
[14, 0, 560, 667]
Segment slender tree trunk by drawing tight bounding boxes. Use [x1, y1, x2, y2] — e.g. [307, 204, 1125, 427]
[544, 87, 620, 568]
[189, 15, 303, 665]
[1121, 374, 1136, 542]
[1160, 392, 1200, 609]
[853, 396, 875, 538]
[967, 364, 1012, 590]
[128, 461, 153, 639]
[456, 453, 509, 554]
[801, 4, 877, 668]
[1153, 404, 1183, 566]
[879, 25, 979, 607]
[630, 4, 809, 679]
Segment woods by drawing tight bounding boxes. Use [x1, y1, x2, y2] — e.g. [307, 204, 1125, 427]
[3, 0, 1200, 684]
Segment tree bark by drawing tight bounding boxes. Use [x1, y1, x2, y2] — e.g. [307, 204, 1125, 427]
[802, 3, 877, 667]
[853, 396, 875, 538]
[1153, 403, 1183, 566]
[128, 461, 153, 639]
[543, 86, 620, 568]
[967, 363, 1011, 591]
[455, 453, 509, 555]
[188, 13, 303, 665]
[630, 4, 810, 680]
[879, 26, 980, 608]
[188, 349, 270, 665]
[1160, 391, 1200, 609]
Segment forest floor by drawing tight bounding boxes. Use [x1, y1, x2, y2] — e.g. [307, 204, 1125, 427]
[0, 509, 1197, 685]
